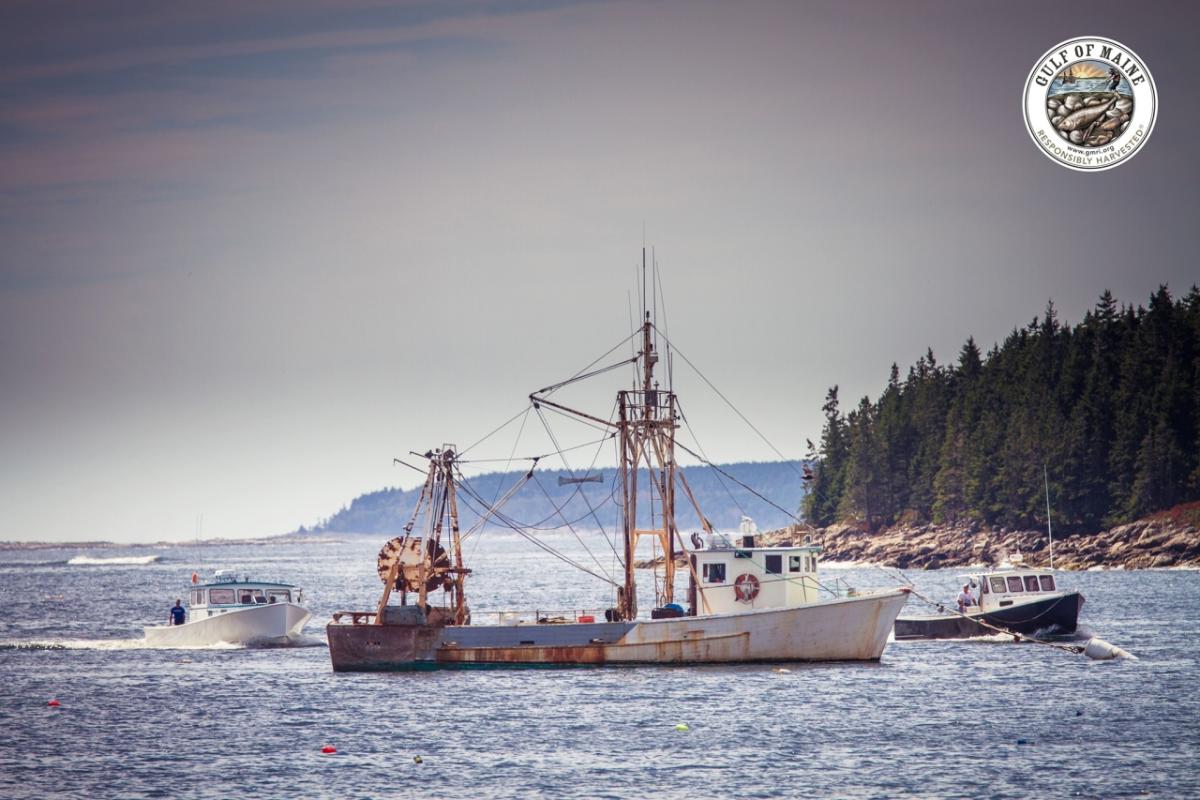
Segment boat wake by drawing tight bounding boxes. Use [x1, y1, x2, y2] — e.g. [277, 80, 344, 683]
[0, 634, 324, 651]
[67, 555, 162, 566]
[963, 632, 1022, 644]
[0, 637, 234, 651]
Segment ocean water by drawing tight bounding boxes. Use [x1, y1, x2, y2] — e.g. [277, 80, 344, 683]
[0, 536, 1196, 799]
[1048, 76, 1133, 96]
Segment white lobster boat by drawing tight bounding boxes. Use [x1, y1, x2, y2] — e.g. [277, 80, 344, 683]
[144, 570, 311, 647]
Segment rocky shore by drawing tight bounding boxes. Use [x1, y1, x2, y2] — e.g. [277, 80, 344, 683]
[637, 504, 1200, 571]
[765, 511, 1200, 571]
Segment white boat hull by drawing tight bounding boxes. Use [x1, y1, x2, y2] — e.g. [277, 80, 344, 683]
[144, 603, 310, 647]
[609, 589, 910, 663]
[328, 588, 910, 669]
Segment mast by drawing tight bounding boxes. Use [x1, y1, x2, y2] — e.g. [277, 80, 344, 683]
[1043, 463, 1055, 570]
[614, 249, 678, 620]
[526, 250, 682, 622]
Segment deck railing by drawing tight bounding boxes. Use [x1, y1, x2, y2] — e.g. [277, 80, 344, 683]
[330, 608, 610, 626]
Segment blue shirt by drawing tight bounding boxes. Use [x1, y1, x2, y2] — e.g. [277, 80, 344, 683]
[170, 605, 186, 624]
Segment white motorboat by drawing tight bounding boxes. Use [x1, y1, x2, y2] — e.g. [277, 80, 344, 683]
[144, 570, 311, 647]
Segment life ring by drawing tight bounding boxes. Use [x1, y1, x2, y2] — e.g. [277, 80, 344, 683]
[734, 573, 760, 603]
[690, 532, 704, 550]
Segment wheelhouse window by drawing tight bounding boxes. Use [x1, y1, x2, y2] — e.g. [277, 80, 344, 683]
[990, 577, 1006, 594]
[1038, 575, 1055, 591]
[209, 588, 235, 604]
[789, 555, 803, 573]
[980, 580, 988, 594]
[238, 589, 265, 604]
[191, 589, 204, 605]
[703, 563, 726, 583]
[1023, 575, 1039, 592]
[765, 554, 782, 575]
[267, 590, 291, 603]
[1006, 576, 1024, 593]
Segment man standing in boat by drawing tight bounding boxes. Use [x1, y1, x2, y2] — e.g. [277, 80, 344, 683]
[957, 584, 975, 613]
[169, 599, 186, 626]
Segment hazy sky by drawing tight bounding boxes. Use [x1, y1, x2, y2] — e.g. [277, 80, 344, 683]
[2, 1, 1196, 542]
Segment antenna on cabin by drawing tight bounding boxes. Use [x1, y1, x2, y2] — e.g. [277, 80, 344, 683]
[1043, 463, 1055, 570]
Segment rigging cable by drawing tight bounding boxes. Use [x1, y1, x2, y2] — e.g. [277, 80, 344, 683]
[453, 473, 620, 587]
[530, 472, 615, 581]
[673, 439, 809, 529]
[675, 400, 749, 519]
[657, 327, 807, 483]
[459, 405, 535, 458]
[533, 400, 621, 549]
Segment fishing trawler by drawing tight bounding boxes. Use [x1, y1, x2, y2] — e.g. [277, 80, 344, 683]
[326, 262, 910, 670]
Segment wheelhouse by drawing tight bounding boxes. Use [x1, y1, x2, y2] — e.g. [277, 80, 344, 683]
[687, 526, 824, 615]
[968, 565, 1060, 613]
[186, 570, 303, 619]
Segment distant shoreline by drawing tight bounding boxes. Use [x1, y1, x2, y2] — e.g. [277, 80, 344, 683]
[765, 514, 1200, 571]
[0, 534, 343, 552]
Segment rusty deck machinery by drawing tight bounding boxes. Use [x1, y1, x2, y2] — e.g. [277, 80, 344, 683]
[373, 447, 471, 625]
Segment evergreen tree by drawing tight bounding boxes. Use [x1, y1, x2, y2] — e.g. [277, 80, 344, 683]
[804, 386, 848, 526]
[805, 287, 1200, 532]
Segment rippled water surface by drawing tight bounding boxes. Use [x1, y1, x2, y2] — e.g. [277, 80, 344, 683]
[1, 537, 1197, 799]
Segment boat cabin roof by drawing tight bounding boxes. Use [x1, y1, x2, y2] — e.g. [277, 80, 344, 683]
[704, 532, 821, 553]
[961, 565, 1053, 583]
[192, 570, 297, 590]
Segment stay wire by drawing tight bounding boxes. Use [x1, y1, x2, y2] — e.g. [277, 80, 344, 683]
[453, 476, 620, 588]
[534, 402, 618, 545]
[531, 472, 615, 581]
[657, 327, 806, 482]
[459, 405, 534, 458]
[675, 400, 747, 519]
[673, 439, 809, 529]
[533, 329, 642, 397]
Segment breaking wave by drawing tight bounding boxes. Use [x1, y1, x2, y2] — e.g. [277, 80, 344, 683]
[67, 555, 161, 566]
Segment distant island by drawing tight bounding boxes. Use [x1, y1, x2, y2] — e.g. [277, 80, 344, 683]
[297, 460, 808, 536]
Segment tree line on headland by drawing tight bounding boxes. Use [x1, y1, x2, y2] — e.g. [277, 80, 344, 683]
[803, 286, 1200, 535]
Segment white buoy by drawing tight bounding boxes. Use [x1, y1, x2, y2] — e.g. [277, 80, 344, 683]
[1084, 637, 1137, 661]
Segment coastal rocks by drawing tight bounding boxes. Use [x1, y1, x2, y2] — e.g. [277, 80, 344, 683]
[1046, 91, 1132, 148]
[763, 513, 1200, 571]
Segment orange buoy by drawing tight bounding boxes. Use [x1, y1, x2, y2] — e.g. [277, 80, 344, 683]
[321, 745, 337, 754]
[47, 699, 61, 707]
[191, 572, 199, 584]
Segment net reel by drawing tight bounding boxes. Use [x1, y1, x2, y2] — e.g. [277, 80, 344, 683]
[377, 536, 453, 594]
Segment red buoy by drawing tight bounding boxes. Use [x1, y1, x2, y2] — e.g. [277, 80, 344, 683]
[321, 745, 336, 754]
[47, 699, 61, 707]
